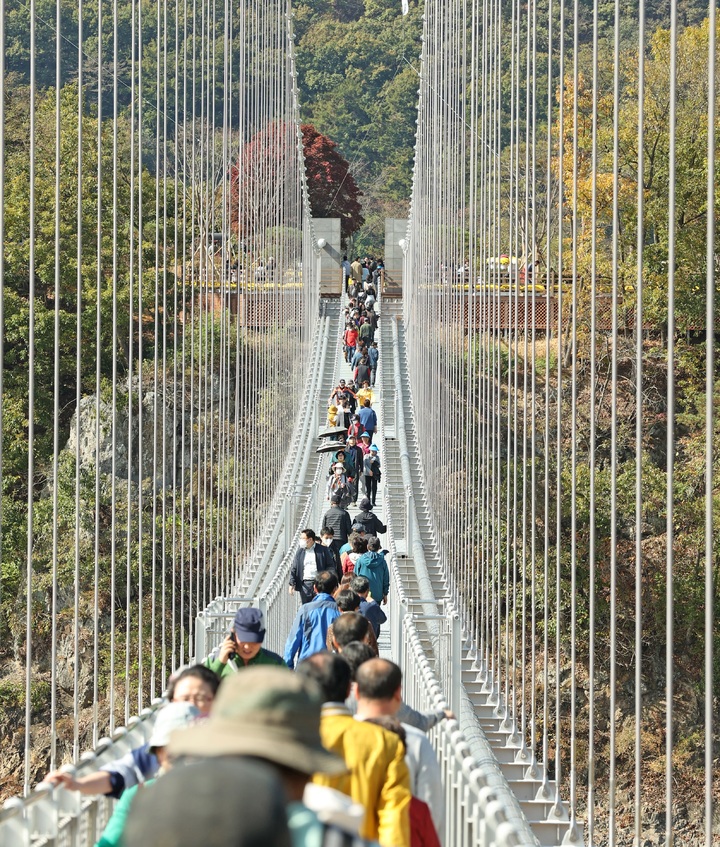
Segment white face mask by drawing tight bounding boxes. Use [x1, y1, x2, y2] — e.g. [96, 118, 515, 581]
[322, 537, 333, 547]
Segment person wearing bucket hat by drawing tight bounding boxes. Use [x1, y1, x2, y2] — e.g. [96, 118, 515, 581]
[325, 458, 354, 508]
[95, 702, 200, 847]
[205, 607, 285, 679]
[167, 667, 378, 847]
[358, 431, 372, 455]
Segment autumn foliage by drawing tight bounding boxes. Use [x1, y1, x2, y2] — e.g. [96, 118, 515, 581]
[230, 121, 363, 246]
[301, 123, 364, 241]
[229, 121, 297, 247]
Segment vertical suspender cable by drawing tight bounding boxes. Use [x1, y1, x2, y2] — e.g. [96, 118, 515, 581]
[136, 0, 145, 715]
[187, 0, 197, 654]
[520, 0, 532, 754]
[151, 0, 162, 701]
[703, 3, 715, 842]
[126, 0, 136, 724]
[666, 0, 678, 836]
[24, 0, 38, 795]
[555, 0, 565, 803]
[171, 0, 181, 673]
[587, 0, 600, 832]
[0, 0, 4, 714]
[634, 0, 646, 838]
[609, 0, 622, 833]
[529, 0, 538, 772]
[110, 0, 119, 732]
[93, 0, 103, 746]
[72, 0, 83, 761]
[542, 0, 552, 792]
[49, 0, 62, 769]
[569, 0, 580, 824]
[180, 0, 190, 665]
[160, 0, 169, 689]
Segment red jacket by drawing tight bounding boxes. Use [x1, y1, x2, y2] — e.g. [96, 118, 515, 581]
[344, 327, 359, 347]
[410, 798, 441, 847]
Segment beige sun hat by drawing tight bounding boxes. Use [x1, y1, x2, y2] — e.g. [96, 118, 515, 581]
[168, 666, 347, 776]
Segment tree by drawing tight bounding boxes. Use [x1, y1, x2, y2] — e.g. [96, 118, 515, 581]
[301, 123, 364, 241]
[229, 121, 300, 252]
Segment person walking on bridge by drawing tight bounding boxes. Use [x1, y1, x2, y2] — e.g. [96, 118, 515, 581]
[284, 571, 340, 669]
[289, 529, 338, 603]
[322, 492, 353, 548]
[351, 256, 363, 288]
[354, 358, 373, 389]
[297, 652, 411, 847]
[367, 341, 379, 386]
[342, 254, 352, 292]
[344, 322, 359, 364]
[355, 497, 386, 536]
[355, 536, 389, 606]
[357, 399, 377, 442]
[362, 444, 381, 507]
[356, 659, 445, 842]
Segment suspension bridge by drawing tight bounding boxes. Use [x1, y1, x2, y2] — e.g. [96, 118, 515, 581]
[0, 0, 718, 843]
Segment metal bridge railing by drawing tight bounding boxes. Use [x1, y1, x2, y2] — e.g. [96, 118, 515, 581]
[193, 301, 345, 661]
[0, 306, 338, 847]
[0, 706, 163, 846]
[378, 302, 540, 847]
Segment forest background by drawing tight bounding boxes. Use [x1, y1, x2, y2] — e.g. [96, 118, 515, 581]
[1, 0, 719, 834]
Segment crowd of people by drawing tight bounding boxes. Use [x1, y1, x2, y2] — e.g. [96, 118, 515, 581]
[44, 287, 454, 847]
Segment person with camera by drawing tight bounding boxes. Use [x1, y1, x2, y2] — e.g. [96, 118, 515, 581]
[205, 607, 285, 678]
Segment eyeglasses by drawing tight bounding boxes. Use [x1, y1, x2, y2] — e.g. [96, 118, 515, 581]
[176, 693, 214, 705]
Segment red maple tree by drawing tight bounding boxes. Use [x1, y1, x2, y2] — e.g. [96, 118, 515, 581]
[230, 121, 364, 246]
[229, 121, 298, 248]
[301, 123, 364, 241]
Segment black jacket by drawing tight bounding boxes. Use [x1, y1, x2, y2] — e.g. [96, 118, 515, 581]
[289, 543, 337, 589]
[354, 510, 387, 536]
[321, 505, 353, 547]
[355, 363, 372, 386]
[323, 543, 343, 581]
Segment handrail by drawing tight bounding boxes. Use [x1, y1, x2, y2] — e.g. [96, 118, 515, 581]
[380, 307, 541, 847]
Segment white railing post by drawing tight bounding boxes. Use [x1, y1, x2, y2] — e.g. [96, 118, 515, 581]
[449, 605, 463, 719]
[405, 487, 414, 551]
[194, 612, 207, 663]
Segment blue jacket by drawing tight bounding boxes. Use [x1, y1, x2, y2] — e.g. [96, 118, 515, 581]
[355, 551, 390, 603]
[367, 347, 379, 368]
[359, 598, 387, 637]
[358, 406, 377, 433]
[284, 593, 341, 669]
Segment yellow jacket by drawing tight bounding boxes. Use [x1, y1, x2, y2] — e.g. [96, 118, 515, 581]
[356, 387, 373, 406]
[313, 704, 411, 847]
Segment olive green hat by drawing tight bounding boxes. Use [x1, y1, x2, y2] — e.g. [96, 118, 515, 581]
[168, 666, 347, 776]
